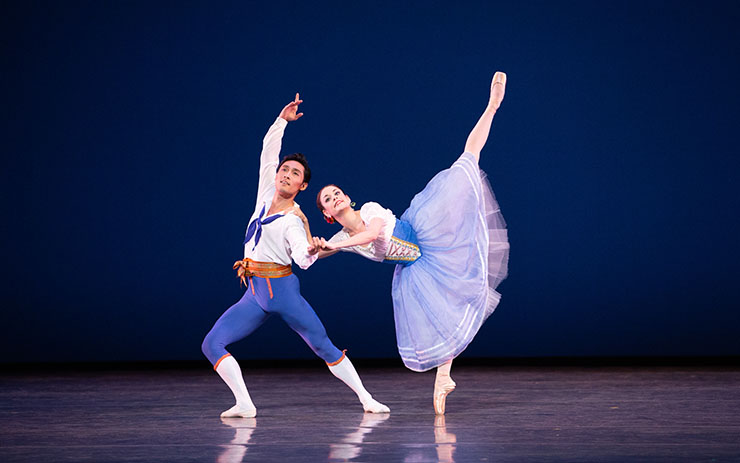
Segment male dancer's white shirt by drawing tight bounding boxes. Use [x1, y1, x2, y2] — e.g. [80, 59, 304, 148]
[242, 117, 317, 270]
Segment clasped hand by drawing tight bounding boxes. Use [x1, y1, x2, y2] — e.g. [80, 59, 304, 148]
[307, 236, 336, 255]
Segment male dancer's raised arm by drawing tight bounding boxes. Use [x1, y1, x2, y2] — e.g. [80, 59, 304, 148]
[256, 94, 304, 205]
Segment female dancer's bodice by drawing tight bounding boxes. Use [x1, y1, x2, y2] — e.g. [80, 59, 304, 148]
[327, 202, 421, 266]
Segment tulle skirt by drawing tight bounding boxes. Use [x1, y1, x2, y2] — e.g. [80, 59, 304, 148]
[392, 151, 509, 372]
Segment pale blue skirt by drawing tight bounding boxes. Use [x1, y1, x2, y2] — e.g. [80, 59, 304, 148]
[391, 152, 509, 372]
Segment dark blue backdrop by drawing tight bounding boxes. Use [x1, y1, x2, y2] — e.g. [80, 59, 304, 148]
[2, 1, 739, 363]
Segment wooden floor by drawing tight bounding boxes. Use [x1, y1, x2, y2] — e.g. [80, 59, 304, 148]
[2, 364, 740, 462]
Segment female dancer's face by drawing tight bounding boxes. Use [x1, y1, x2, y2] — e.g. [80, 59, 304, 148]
[319, 185, 351, 219]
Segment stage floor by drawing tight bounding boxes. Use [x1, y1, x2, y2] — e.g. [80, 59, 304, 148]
[2, 364, 739, 462]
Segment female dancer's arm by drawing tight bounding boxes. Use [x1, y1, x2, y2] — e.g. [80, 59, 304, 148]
[320, 218, 385, 251]
[464, 72, 506, 163]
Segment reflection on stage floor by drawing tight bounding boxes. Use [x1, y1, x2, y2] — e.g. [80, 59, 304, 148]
[2, 364, 739, 462]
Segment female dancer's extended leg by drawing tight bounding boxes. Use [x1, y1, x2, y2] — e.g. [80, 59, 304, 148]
[433, 71, 507, 416]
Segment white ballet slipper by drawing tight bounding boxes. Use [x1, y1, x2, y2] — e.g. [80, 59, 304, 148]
[220, 404, 257, 418]
[362, 397, 390, 414]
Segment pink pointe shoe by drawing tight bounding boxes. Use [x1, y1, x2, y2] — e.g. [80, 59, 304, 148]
[433, 376, 456, 415]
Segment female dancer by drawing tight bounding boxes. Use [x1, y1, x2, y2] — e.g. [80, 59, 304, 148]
[313, 72, 509, 414]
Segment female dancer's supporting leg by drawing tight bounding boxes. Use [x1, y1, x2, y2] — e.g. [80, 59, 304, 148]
[434, 360, 456, 415]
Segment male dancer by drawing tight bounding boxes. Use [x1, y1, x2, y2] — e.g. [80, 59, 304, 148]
[202, 94, 389, 418]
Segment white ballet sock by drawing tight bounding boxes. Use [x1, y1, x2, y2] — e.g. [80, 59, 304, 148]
[328, 355, 390, 413]
[215, 355, 257, 418]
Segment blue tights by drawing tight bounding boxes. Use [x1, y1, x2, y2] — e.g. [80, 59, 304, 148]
[202, 274, 343, 366]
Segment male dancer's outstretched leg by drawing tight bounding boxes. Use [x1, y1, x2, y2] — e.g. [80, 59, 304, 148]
[273, 276, 390, 413]
[202, 292, 268, 417]
[328, 354, 390, 413]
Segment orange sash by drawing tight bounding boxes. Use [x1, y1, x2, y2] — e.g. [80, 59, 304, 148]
[233, 258, 292, 299]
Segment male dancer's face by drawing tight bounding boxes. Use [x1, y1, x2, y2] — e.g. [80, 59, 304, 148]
[276, 160, 308, 198]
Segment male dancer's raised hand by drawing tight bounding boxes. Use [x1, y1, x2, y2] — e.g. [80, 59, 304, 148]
[279, 93, 304, 121]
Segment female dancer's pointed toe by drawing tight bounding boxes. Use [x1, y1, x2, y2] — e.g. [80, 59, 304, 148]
[433, 377, 456, 415]
[488, 71, 507, 110]
[492, 71, 507, 86]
